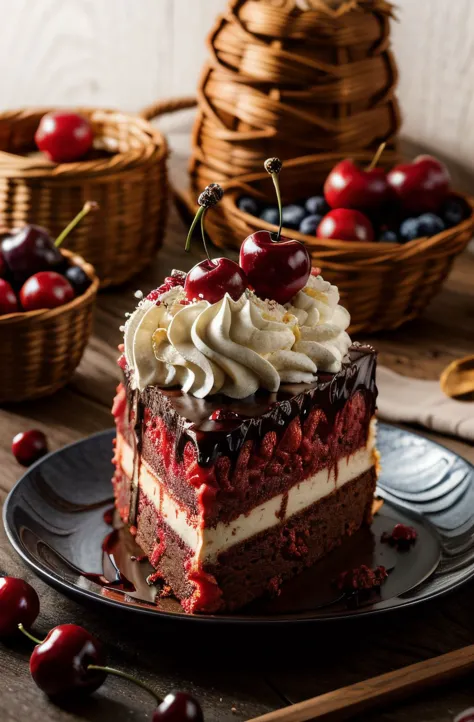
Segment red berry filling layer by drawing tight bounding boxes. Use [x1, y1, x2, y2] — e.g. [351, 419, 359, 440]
[113, 382, 374, 527]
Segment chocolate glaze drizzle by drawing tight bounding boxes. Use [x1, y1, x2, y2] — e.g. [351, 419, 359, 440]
[128, 391, 144, 526]
[124, 344, 377, 469]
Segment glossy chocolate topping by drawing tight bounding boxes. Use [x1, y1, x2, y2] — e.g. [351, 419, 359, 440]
[124, 344, 377, 467]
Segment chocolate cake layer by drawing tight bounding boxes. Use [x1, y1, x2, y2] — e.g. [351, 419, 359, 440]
[119, 344, 377, 526]
[113, 463, 377, 613]
[125, 344, 377, 466]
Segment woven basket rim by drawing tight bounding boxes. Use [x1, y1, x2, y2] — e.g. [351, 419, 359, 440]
[0, 248, 99, 326]
[0, 107, 167, 178]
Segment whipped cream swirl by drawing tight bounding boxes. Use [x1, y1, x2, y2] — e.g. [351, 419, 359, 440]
[124, 272, 351, 399]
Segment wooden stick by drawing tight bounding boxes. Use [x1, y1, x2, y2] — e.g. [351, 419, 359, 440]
[247, 645, 474, 722]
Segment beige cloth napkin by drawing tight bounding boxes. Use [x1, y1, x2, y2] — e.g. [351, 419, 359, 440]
[377, 365, 474, 442]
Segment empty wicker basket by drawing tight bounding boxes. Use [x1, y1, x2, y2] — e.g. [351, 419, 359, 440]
[190, 0, 400, 191]
[0, 107, 171, 287]
[204, 152, 474, 334]
[0, 249, 99, 403]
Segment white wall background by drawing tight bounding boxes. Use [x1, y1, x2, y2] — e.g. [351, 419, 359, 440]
[0, 0, 473, 171]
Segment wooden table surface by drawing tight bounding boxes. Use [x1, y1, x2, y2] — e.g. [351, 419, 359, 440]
[1, 135, 474, 722]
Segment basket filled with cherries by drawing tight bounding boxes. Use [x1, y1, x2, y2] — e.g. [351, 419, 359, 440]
[0, 203, 99, 403]
[0, 106, 169, 287]
[205, 148, 474, 333]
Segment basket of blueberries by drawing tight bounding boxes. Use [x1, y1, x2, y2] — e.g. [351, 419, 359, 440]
[206, 148, 474, 333]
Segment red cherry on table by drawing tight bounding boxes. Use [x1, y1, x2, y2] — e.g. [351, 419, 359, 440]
[0, 577, 40, 637]
[20, 271, 75, 311]
[0, 279, 19, 315]
[184, 258, 248, 304]
[239, 230, 311, 305]
[12, 430, 48, 466]
[153, 691, 204, 722]
[324, 158, 390, 211]
[316, 209, 374, 242]
[30, 624, 106, 698]
[387, 155, 451, 214]
[35, 111, 93, 163]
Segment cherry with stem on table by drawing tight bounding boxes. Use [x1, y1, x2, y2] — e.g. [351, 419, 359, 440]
[18, 622, 204, 720]
[0, 577, 40, 637]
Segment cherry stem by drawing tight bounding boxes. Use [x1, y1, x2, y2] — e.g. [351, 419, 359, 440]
[200, 210, 215, 266]
[87, 665, 161, 704]
[270, 173, 282, 242]
[55, 200, 99, 248]
[365, 141, 387, 172]
[18, 623, 44, 646]
[185, 205, 205, 254]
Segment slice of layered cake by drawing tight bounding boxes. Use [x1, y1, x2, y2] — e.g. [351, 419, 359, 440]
[112, 173, 378, 613]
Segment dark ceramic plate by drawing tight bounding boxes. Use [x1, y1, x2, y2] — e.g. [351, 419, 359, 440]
[4, 424, 474, 624]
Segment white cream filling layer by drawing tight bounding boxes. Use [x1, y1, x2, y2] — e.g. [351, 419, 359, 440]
[117, 425, 377, 564]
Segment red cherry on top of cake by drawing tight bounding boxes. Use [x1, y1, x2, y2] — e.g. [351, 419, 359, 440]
[324, 143, 390, 211]
[240, 229, 311, 305]
[185, 258, 248, 304]
[184, 183, 248, 304]
[387, 155, 451, 214]
[239, 158, 311, 305]
[35, 110, 94, 163]
[317, 208, 374, 242]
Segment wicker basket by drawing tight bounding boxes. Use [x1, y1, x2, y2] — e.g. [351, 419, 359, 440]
[0, 105, 177, 287]
[190, 0, 400, 191]
[0, 249, 99, 403]
[204, 152, 474, 335]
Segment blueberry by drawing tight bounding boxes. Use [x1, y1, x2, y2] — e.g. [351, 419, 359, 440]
[237, 196, 259, 216]
[399, 218, 421, 242]
[64, 265, 91, 295]
[260, 206, 280, 225]
[418, 213, 445, 236]
[299, 214, 322, 236]
[399, 213, 445, 242]
[379, 229, 399, 243]
[281, 204, 306, 230]
[305, 196, 329, 216]
[442, 197, 468, 227]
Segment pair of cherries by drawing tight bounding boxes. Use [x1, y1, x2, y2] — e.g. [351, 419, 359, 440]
[184, 158, 311, 307]
[318, 147, 451, 243]
[0, 201, 96, 316]
[0, 576, 203, 720]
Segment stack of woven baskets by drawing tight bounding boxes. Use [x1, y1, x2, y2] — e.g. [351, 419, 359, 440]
[190, 0, 400, 191]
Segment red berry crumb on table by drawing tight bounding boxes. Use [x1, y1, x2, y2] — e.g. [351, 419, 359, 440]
[0, 577, 40, 637]
[335, 564, 388, 594]
[35, 111, 94, 163]
[381, 523, 418, 550]
[153, 691, 204, 721]
[20, 271, 75, 311]
[12, 430, 48, 466]
[0, 279, 19, 315]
